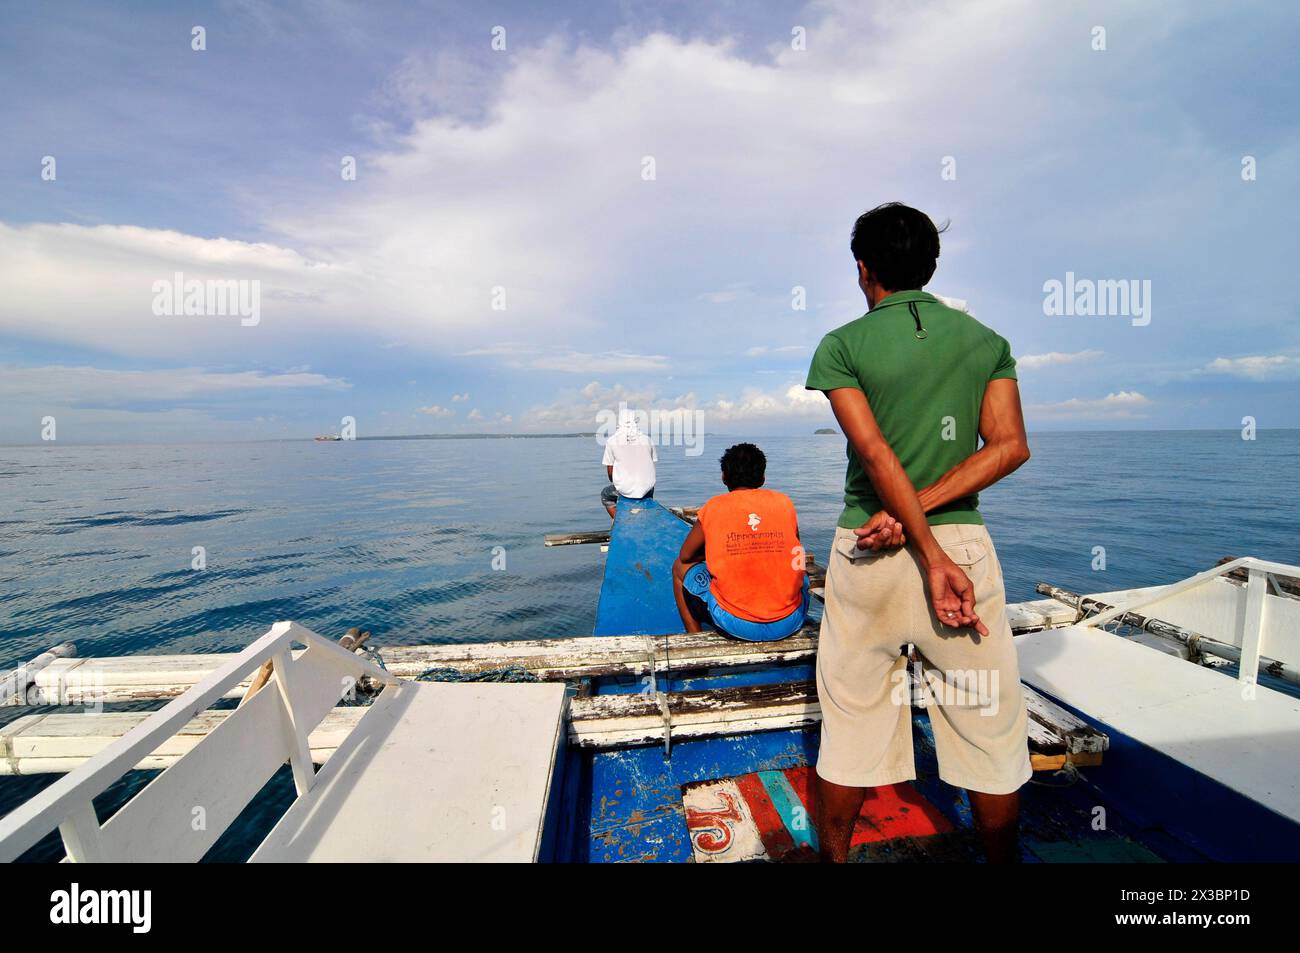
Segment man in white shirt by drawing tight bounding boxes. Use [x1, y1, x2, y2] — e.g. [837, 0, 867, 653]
[601, 417, 657, 518]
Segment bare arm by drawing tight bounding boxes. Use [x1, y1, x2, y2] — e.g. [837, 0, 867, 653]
[675, 522, 705, 567]
[671, 522, 708, 632]
[606, 465, 614, 480]
[917, 378, 1030, 513]
[826, 388, 986, 634]
[827, 389, 942, 565]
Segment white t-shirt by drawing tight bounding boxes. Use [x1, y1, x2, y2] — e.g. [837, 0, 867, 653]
[602, 429, 657, 498]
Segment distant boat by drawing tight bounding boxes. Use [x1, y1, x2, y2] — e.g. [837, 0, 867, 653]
[814, 428, 838, 435]
[314, 435, 342, 442]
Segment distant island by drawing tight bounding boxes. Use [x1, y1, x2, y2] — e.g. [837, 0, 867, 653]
[814, 428, 839, 435]
[355, 433, 596, 441]
[309, 431, 716, 441]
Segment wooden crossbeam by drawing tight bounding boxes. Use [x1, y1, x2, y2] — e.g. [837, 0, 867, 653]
[4, 594, 1080, 707]
[2, 678, 1104, 776]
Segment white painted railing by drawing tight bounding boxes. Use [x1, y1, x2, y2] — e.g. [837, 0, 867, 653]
[0, 621, 397, 863]
[1081, 557, 1298, 683]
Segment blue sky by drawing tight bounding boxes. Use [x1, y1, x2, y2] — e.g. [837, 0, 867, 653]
[1, 0, 1298, 443]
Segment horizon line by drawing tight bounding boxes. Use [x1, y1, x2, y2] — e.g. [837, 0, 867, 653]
[1, 426, 1295, 448]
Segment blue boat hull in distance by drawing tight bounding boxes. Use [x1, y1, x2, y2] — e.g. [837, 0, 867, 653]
[551, 497, 1300, 862]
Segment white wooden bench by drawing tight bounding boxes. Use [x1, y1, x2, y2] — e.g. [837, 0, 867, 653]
[0, 622, 568, 863]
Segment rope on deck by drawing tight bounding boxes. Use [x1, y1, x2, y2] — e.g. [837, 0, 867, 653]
[352, 647, 539, 700]
[414, 666, 541, 683]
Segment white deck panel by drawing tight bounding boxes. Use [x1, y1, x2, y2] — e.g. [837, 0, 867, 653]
[251, 680, 567, 863]
[1017, 624, 1300, 823]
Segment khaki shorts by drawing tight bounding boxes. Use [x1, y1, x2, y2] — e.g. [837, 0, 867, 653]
[815, 524, 1031, 795]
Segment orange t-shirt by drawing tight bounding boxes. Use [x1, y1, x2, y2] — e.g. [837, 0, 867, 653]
[697, 488, 805, 623]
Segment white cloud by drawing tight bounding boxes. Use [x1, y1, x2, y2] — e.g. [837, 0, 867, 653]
[709, 384, 828, 421]
[451, 392, 470, 401]
[518, 380, 829, 431]
[417, 404, 454, 418]
[1018, 349, 1104, 370]
[744, 345, 807, 358]
[0, 1, 1107, 366]
[463, 344, 671, 374]
[1027, 391, 1152, 419]
[0, 223, 362, 360]
[698, 285, 751, 305]
[0, 364, 347, 405]
[1203, 355, 1300, 380]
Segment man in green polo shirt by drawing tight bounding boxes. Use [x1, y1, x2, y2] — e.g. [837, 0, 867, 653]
[805, 202, 1033, 863]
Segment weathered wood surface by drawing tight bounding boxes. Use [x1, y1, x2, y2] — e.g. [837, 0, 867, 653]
[3, 653, 275, 707]
[15, 627, 820, 705]
[1217, 556, 1300, 598]
[803, 553, 826, 592]
[0, 679, 1103, 776]
[544, 530, 612, 547]
[545, 505, 700, 546]
[0, 707, 367, 777]
[4, 595, 1079, 707]
[567, 680, 1106, 770]
[569, 681, 820, 748]
[1023, 685, 1108, 767]
[1006, 598, 1078, 633]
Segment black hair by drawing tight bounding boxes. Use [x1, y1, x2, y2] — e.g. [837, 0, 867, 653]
[849, 202, 946, 290]
[720, 443, 766, 490]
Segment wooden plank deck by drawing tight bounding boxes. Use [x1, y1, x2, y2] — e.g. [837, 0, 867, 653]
[544, 505, 700, 546]
[1, 680, 1102, 776]
[2, 596, 1078, 707]
[9, 627, 821, 706]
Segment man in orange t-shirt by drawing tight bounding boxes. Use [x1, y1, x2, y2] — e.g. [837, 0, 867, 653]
[671, 443, 809, 642]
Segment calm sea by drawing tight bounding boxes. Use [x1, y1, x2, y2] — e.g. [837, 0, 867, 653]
[1, 430, 1298, 852]
[2, 430, 1299, 666]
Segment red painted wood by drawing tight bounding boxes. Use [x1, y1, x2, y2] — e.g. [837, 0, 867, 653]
[782, 767, 954, 844]
[734, 771, 798, 857]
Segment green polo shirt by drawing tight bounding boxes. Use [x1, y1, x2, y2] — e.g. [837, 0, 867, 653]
[805, 290, 1017, 529]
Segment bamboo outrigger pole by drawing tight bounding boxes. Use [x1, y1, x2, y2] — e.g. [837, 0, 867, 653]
[0, 642, 77, 707]
[1035, 583, 1299, 687]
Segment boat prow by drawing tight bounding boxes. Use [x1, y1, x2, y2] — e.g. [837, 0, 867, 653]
[594, 496, 692, 637]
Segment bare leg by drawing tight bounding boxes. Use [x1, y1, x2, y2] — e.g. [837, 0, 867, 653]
[967, 790, 1019, 863]
[672, 560, 703, 633]
[815, 775, 865, 862]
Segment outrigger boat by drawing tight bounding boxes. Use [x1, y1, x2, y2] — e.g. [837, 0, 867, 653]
[1, 498, 1298, 862]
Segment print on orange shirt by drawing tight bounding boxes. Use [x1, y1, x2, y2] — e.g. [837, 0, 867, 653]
[697, 487, 805, 623]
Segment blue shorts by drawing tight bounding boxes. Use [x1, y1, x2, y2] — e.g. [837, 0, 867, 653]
[601, 484, 653, 506]
[682, 563, 809, 643]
